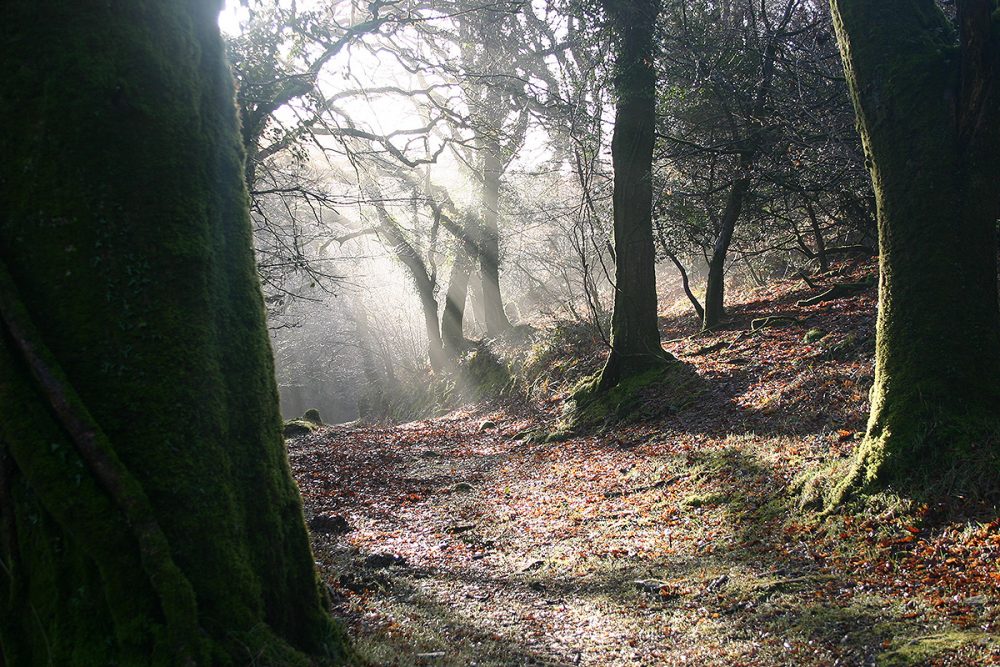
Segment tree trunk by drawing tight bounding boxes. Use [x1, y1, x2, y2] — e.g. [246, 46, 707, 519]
[596, 0, 671, 391]
[441, 239, 476, 356]
[0, 2, 350, 664]
[370, 201, 445, 372]
[701, 174, 749, 329]
[418, 283, 447, 372]
[468, 270, 488, 335]
[480, 143, 513, 336]
[661, 247, 704, 322]
[830, 0, 1000, 497]
[700, 4, 786, 330]
[805, 200, 829, 273]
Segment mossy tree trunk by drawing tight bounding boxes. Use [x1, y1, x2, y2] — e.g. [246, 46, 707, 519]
[830, 0, 1000, 497]
[0, 2, 351, 664]
[596, 0, 672, 392]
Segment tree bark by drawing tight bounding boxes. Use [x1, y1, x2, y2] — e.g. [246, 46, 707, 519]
[702, 173, 750, 329]
[0, 2, 351, 664]
[369, 201, 445, 372]
[442, 238, 477, 355]
[662, 248, 705, 322]
[830, 0, 1000, 497]
[805, 200, 829, 273]
[480, 142, 513, 336]
[596, 0, 672, 391]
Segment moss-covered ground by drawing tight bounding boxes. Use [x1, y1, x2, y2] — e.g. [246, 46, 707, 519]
[290, 259, 999, 666]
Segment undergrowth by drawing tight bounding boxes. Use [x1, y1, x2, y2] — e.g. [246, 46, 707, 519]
[356, 320, 609, 422]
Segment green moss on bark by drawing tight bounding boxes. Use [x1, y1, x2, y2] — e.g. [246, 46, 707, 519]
[829, 0, 1000, 501]
[0, 1, 352, 664]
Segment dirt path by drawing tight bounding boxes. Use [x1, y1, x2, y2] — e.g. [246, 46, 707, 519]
[289, 266, 998, 665]
[290, 408, 998, 666]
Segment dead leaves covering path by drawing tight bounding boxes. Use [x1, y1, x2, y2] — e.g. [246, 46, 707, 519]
[290, 261, 999, 666]
[291, 415, 999, 666]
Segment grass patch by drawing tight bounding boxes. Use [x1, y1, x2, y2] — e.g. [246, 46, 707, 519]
[877, 631, 996, 666]
[516, 320, 606, 400]
[461, 344, 513, 398]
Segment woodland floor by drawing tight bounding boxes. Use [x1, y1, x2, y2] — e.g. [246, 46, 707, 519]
[290, 261, 1000, 666]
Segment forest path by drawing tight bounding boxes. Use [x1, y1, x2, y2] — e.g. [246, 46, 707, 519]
[290, 402, 998, 666]
[289, 263, 998, 665]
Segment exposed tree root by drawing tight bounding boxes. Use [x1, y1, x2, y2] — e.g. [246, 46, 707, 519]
[688, 341, 729, 356]
[750, 315, 800, 331]
[795, 282, 870, 307]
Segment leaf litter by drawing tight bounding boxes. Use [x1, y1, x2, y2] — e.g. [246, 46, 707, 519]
[290, 260, 999, 666]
